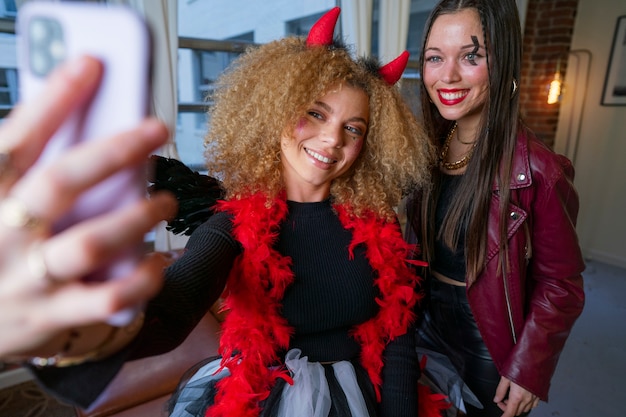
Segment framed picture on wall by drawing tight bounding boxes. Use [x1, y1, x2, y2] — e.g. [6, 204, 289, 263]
[602, 15, 626, 105]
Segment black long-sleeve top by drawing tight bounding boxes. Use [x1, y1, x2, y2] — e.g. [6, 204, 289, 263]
[32, 199, 418, 416]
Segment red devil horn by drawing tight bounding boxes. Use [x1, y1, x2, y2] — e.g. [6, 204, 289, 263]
[379, 51, 410, 85]
[306, 7, 341, 47]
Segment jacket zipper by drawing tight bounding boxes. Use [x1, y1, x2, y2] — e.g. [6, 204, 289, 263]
[502, 266, 517, 344]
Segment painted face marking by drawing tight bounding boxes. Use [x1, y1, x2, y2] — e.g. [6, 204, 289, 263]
[422, 9, 489, 127]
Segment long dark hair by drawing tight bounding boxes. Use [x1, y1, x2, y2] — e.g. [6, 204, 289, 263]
[417, 0, 522, 283]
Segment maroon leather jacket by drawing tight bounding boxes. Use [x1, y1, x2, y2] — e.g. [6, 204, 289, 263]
[469, 130, 585, 400]
[408, 130, 585, 401]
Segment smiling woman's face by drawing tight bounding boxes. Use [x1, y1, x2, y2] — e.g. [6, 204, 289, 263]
[280, 84, 369, 202]
[422, 8, 489, 128]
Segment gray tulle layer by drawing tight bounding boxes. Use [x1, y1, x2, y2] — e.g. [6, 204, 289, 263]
[168, 349, 377, 417]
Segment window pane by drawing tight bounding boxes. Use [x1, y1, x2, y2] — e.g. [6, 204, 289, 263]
[407, 0, 439, 59]
[196, 49, 241, 104]
[404, 0, 438, 113]
[176, 44, 245, 168]
[0, 67, 18, 106]
[0, 32, 16, 120]
[176, 110, 210, 171]
[1, 0, 18, 18]
[286, 10, 336, 37]
[401, 66, 421, 115]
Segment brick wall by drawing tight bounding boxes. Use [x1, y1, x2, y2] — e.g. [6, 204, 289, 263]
[520, 0, 579, 148]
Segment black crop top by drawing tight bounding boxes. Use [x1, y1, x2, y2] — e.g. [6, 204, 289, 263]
[431, 173, 467, 282]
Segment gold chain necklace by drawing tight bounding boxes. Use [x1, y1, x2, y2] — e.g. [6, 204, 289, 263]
[439, 123, 476, 170]
[456, 131, 476, 145]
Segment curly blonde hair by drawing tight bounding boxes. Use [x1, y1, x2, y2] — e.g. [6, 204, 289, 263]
[204, 36, 434, 221]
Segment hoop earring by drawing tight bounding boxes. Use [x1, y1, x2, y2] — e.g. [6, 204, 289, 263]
[511, 78, 518, 98]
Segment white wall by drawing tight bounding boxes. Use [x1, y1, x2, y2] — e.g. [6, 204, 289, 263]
[554, 0, 626, 268]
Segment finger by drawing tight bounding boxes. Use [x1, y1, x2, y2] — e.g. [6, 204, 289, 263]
[493, 376, 510, 403]
[508, 392, 533, 416]
[0, 251, 167, 358]
[0, 57, 103, 177]
[527, 398, 540, 413]
[0, 197, 49, 241]
[41, 192, 176, 281]
[499, 401, 516, 417]
[34, 252, 168, 328]
[12, 119, 170, 222]
[507, 384, 537, 416]
[521, 397, 539, 414]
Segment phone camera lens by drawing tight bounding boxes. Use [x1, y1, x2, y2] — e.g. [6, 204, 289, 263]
[28, 17, 65, 77]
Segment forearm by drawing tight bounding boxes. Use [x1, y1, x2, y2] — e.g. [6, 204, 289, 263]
[27, 335, 134, 408]
[503, 269, 584, 399]
[380, 330, 419, 416]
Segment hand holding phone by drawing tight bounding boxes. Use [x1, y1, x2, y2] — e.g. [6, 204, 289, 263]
[16, 2, 154, 325]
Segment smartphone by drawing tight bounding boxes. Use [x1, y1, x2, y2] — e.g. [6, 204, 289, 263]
[16, 2, 153, 325]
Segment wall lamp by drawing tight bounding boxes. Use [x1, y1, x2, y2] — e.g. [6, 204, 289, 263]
[547, 58, 563, 104]
[549, 49, 592, 167]
[547, 49, 592, 106]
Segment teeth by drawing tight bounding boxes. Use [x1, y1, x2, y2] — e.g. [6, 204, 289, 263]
[440, 91, 467, 100]
[306, 148, 335, 164]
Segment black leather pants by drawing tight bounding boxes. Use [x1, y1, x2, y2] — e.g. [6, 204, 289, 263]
[417, 278, 527, 417]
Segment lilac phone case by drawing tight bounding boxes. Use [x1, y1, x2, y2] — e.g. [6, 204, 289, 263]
[17, 2, 152, 325]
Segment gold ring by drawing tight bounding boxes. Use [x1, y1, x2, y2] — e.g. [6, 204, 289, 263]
[27, 242, 58, 284]
[0, 197, 44, 230]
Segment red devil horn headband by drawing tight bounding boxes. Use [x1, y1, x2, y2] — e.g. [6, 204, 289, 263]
[378, 50, 409, 85]
[306, 7, 341, 47]
[306, 7, 408, 85]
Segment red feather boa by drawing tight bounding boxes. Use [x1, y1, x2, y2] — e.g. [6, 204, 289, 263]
[206, 193, 431, 417]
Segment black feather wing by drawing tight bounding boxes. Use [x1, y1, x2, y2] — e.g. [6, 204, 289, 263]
[148, 155, 226, 236]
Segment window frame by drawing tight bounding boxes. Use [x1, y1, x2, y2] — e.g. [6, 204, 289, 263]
[177, 37, 256, 113]
[0, 17, 14, 119]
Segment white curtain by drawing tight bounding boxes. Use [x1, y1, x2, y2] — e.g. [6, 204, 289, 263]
[516, 0, 528, 35]
[108, 0, 187, 251]
[339, 0, 373, 58]
[107, 0, 178, 156]
[377, 0, 410, 63]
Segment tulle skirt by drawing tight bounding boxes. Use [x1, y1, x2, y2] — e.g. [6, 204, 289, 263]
[168, 349, 377, 417]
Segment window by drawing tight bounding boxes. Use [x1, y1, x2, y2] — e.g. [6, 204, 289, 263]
[0, 67, 17, 111]
[176, 38, 250, 170]
[286, 11, 338, 37]
[0, 0, 17, 18]
[175, 1, 339, 170]
[0, 3, 16, 120]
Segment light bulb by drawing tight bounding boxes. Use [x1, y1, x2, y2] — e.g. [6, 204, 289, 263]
[547, 72, 562, 104]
